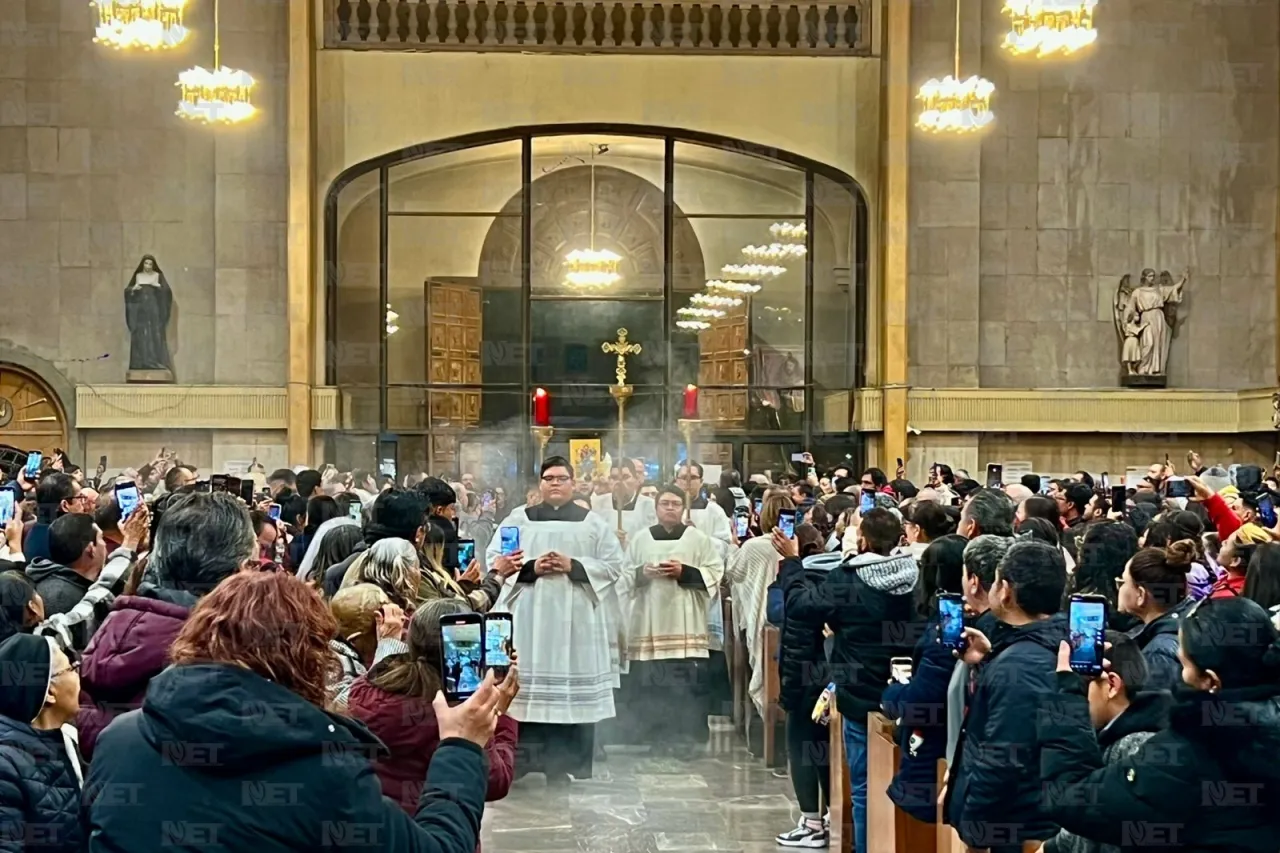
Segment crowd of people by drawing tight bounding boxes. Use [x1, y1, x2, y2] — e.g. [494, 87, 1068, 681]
[1, 447, 1279, 852]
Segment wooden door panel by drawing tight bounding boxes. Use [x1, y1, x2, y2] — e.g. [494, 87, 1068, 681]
[426, 281, 483, 427]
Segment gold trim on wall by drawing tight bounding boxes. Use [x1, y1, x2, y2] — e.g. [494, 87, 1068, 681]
[852, 387, 1279, 435]
[75, 386, 343, 432]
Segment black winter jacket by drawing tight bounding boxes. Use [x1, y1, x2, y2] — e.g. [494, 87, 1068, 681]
[767, 554, 840, 712]
[0, 716, 82, 853]
[1039, 675, 1280, 852]
[85, 662, 490, 853]
[945, 613, 1067, 848]
[1127, 599, 1191, 693]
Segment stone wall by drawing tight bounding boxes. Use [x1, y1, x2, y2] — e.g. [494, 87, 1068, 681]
[909, 0, 1278, 390]
[0, 0, 289, 388]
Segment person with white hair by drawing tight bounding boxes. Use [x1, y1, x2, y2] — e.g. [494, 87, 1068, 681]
[1004, 483, 1034, 504]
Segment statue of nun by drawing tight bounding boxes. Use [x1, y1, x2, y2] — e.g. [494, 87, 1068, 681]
[124, 254, 175, 380]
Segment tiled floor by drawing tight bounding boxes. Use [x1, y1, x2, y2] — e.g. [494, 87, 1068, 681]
[481, 720, 800, 853]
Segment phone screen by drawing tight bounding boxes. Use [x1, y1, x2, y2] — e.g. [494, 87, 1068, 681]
[734, 512, 750, 539]
[1111, 485, 1127, 514]
[440, 616, 484, 700]
[499, 526, 520, 556]
[1258, 495, 1277, 528]
[0, 490, 14, 525]
[1039, 475, 1051, 495]
[458, 539, 476, 566]
[484, 613, 513, 675]
[791, 452, 806, 463]
[23, 451, 41, 478]
[889, 656, 913, 684]
[860, 492, 875, 514]
[240, 480, 255, 503]
[1101, 472, 1111, 492]
[268, 503, 282, 521]
[114, 484, 141, 520]
[753, 499, 763, 517]
[986, 464, 1003, 489]
[1068, 596, 1108, 677]
[777, 509, 796, 539]
[348, 500, 363, 520]
[1166, 478, 1191, 499]
[210, 474, 228, 493]
[938, 594, 965, 650]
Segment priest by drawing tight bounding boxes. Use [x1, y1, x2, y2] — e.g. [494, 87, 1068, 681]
[489, 456, 624, 784]
[590, 457, 656, 676]
[676, 461, 734, 717]
[620, 484, 724, 755]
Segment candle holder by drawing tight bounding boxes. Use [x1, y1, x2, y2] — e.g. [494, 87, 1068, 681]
[530, 425, 555, 462]
[678, 418, 701, 466]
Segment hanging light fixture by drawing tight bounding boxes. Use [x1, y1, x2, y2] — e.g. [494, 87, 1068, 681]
[770, 222, 806, 243]
[742, 242, 807, 262]
[1002, 0, 1098, 57]
[93, 0, 189, 50]
[917, 0, 996, 133]
[385, 304, 400, 336]
[691, 292, 743, 309]
[563, 145, 622, 290]
[722, 262, 786, 280]
[675, 304, 725, 332]
[175, 0, 257, 124]
[706, 279, 762, 295]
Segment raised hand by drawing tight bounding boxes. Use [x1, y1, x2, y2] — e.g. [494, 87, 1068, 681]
[433, 670, 505, 747]
[120, 504, 151, 552]
[493, 552, 524, 577]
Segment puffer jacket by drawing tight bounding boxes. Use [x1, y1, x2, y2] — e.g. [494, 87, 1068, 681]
[1128, 598, 1192, 693]
[76, 585, 194, 760]
[766, 552, 841, 712]
[0, 716, 83, 852]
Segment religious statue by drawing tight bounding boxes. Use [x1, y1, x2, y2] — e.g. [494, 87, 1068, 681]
[1112, 268, 1188, 387]
[124, 254, 175, 383]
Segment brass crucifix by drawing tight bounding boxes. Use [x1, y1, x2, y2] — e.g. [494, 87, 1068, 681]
[602, 328, 642, 387]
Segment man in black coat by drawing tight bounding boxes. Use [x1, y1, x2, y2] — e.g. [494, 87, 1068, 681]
[944, 539, 1067, 852]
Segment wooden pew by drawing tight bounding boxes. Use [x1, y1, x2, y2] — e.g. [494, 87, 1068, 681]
[934, 758, 1040, 853]
[828, 709, 853, 853]
[867, 712, 936, 853]
[760, 625, 784, 766]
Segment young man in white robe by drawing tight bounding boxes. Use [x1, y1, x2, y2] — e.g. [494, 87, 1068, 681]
[620, 484, 725, 756]
[589, 458, 657, 677]
[488, 456, 623, 784]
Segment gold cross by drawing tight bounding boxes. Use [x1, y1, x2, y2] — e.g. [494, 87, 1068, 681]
[601, 328, 642, 387]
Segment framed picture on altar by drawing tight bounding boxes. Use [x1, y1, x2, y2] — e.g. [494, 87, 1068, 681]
[569, 439, 603, 481]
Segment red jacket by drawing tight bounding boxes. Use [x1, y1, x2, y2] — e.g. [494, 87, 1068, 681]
[346, 675, 517, 830]
[1209, 571, 1246, 599]
[1203, 493, 1242, 540]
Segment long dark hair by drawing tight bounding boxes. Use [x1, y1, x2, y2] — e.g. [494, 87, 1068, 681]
[915, 534, 967, 618]
[0, 571, 37, 641]
[1244, 542, 1280, 611]
[1070, 521, 1137, 612]
[366, 599, 467, 699]
[310, 525, 363, 587]
[304, 496, 340, 537]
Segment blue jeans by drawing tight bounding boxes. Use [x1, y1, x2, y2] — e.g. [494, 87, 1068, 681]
[843, 717, 868, 853]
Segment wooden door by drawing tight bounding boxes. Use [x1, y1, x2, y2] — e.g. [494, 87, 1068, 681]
[697, 302, 748, 427]
[426, 280, 482, 431]
[0, 365, 68, 460]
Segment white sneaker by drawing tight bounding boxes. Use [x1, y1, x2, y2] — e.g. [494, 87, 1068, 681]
[775, 819, 829, 848]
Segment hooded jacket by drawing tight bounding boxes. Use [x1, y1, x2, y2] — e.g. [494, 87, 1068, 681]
[1040, 676, 1280, 852]
[75, 585, 194, 760]
[779, 550, 919, 724]
[1127, 599, 1192, 693]
[766, 553, 841, 712]
[84, 663, 489, 853]
[25, 560, 91, 620]
[945, 613, 1068, 848]
[1041, 686, 1172, 853]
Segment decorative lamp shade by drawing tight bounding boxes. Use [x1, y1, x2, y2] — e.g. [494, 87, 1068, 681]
[93, 0, 189, 50]
[176, 65, 257, 124]
[916, 75, 996, 133]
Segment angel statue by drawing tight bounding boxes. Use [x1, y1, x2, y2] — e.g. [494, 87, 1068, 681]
[1112, 268, 1188, 385]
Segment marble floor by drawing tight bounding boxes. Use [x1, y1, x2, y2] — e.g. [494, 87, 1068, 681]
[481, 720, 801, 853]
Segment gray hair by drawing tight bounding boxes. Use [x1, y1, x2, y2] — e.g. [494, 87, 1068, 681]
[341, 537, 421, 608]
[150, 492, 255, 595]
[961, 488, 1015, 538]
[1201, 466, 1231, 494]
[963, 534, 1013, 591]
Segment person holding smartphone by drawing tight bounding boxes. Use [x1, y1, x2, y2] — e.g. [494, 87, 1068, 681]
[942, 539, 1068, 853]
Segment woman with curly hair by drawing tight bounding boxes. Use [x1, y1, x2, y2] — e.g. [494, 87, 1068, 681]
[84, 570, 516, 853]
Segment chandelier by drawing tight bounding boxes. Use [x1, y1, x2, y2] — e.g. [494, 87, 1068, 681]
[691, 292, 743, 309]
[743, 242, 807, 262]
[175, 0, 256, 124]
[93, 0, 189, 50]
[1002, 0, 1098, 57]
[722, 263, 786, 280]
[564, 145, 622, 290]
[676, 304, 725, 332]
[917, 0, 996, 133]
[706, 279, 762, 295]
[770, 222, 806, 243]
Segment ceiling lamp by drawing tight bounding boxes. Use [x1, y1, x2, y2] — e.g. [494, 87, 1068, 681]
[706, 279, 762, 295]
[722, 263, 786, 280]
[564, 145, 622, 290]
[385, 304, 400, 336]
[691, 292, 743, 309]
[93, 0, 189, 50]
[917, 0, 995, 133]
[175, 0, 257, 124]
[676, 305, 725, 333]
[1002, 0, 1098, 57]
[770, 222, 806, 243]
[676, 318, 711, 331]
[743, 242, 807, 262]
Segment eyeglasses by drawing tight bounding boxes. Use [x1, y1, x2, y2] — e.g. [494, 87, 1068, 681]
[656, 501, 685, 510]
[51, 660, 80, 680]
[541, 475, 572, 484]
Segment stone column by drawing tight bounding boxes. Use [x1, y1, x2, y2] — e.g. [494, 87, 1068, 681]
[881, 0, 912, 470]
[287, 0, 316, 465]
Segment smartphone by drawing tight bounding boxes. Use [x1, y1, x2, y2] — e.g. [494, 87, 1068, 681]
[240, 479, 255, 503]
[777, 509, 796, 539]
[1257, 494, 1278, 528]
[499, 526, 520, 556]
[1068, 594, 1108, 677]
[938, 593, 965, 651]
[790, 452, 807, 463]
[481, 490, 495, 510]
[458, 538, 476, 566]
[193, 480, 211, 494]
[484, 612, 513, 680]
[1039, 475, 1051, 495]
[114, 482, 142, 521]
[23, 451, 41, 478]
[98, 455, 108, 469]
[0, 490, 14, 525]
[440, 612, 485, 701]
[268, 502, 282, 522]
[347, 500, 363, 520]
[753, 498, 763, 517]
[210, 474, 228, 493]
[985, 463, 1003, 489]
[1165, 477, 1191, 499]
[1111, 485, 1127, 515]
[224, 475, 242, 499]
[889, 656, 913, 684]
[860, 492, 875, 514]
[734, 510, 750, 539]
[1100, 472, 1110, 492]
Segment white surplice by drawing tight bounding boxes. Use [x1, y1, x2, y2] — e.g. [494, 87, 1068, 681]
[590, 491, 657, 674]
[488, 501, 624, 724]
[624, 524, 724, 662]
[686, 499, 733, 652]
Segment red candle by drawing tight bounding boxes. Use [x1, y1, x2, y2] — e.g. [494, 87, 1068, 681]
[533, 388, 551, 427]
[682, 384, 699, 419]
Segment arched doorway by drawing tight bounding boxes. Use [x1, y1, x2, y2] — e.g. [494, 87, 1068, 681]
[0, 364, 70, 470]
